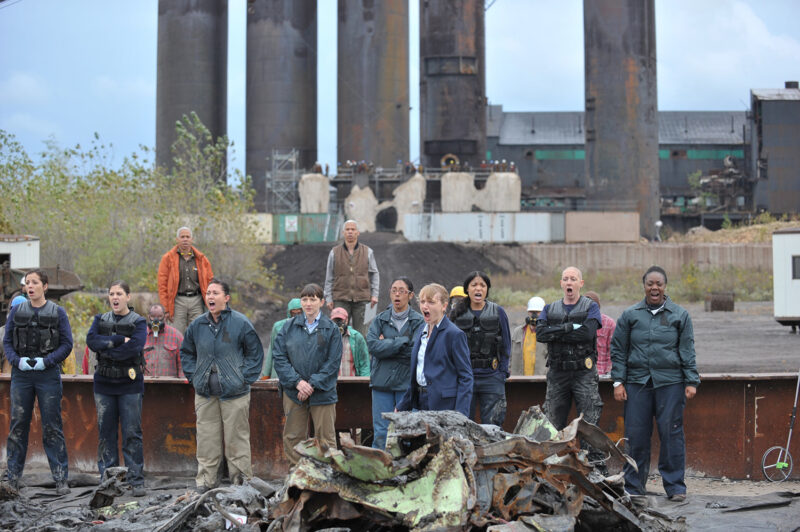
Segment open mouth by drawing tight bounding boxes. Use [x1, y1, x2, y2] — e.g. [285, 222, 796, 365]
[208, 300, 216, 310]
[566, 287, 574, 295]
[423, 310, 431, 320]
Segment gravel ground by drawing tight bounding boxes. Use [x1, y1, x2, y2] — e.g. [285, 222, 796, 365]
[508, 300, 800, 373]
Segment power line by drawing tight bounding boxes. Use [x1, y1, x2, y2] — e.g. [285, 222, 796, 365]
[0, 0, 27, 11]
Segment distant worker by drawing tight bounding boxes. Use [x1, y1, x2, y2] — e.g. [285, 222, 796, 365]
[86, 280, 147, 497]
[273, 284, 342, 465]
[584, 291, 616, 378]
[331, 307, 369, 377]
[261, 298, 302, 379]
[451, 272, 511, 427]
[1, 270, 73, 495]
[158, 226, 214, 333]
[0, 295, 27, 373]
[367, 277, 424, 449]
[536, 267, 604, 456]
[448, 286, 466, 319]
[397, 283, 472, 417]
[323, 220, 379, 336]
[511, 296, 545, 375]
[143, 303, 184, 378]
[180, 278, 264, 492]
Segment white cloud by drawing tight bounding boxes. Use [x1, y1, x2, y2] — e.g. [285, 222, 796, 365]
[0, 72, 49, 105]
[657, 0, 800, 109]
[1, 112, 61, 140]
[91, 75, 155, 100]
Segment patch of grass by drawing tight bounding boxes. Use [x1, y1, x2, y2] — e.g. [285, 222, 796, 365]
[491, 266, 772, 308]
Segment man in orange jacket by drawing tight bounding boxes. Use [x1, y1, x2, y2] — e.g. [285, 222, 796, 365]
[158, 227, 214, 333]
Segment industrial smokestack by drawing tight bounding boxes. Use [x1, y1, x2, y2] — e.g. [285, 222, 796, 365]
[156, 0, 228, 174]
[337, 0, 409, 169]
[584, 0, 659, 238]
[419, 0, 486, 169]
[247, 0, 317, 212]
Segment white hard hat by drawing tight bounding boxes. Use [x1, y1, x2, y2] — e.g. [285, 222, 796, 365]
[527, 296, 545, 312]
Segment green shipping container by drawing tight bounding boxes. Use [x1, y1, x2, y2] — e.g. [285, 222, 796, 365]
[273, 214, 342, 244]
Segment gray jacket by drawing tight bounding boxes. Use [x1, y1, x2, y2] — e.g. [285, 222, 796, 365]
[366, 307, 424, 391]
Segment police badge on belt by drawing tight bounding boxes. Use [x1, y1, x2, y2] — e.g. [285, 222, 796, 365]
[128, 368, 136, 380]
[585, 357, 593, 370]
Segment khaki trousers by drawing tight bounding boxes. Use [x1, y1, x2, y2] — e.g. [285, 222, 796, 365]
[282, 393, 336, 465]
[173, 294, 205, 333]
[195, 393, 252, 488]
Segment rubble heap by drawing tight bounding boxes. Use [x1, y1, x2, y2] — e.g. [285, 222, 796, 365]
[270, 407, 684, 531]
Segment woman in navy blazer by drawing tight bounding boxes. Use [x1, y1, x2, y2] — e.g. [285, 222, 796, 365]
[397, 283, 473, 416]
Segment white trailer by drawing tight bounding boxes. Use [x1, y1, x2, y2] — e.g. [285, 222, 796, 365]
[773, 228, 800, 330]
[0, 234, 40, 269]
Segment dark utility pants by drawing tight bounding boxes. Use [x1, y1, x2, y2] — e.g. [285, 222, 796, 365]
[543, 367, 602, 429]
[470, 373, 507, 426]
[95, 392, 144, 486]
[6, 365, 69, 482]
[623, 381, 687, 497]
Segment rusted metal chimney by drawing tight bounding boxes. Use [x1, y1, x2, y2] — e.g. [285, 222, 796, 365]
[584, 0, 659, 238]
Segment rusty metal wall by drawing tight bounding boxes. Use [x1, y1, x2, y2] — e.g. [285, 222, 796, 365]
[1, 374, 797, 480]
[583, 0, 659, 239]
[247, 0, 317, 212]
[337, 0, 409, 168]
[156, 0, 228, 171]
[419, 0, 486, 169]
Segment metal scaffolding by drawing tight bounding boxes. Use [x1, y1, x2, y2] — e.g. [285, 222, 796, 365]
[265, 148, 301, 213]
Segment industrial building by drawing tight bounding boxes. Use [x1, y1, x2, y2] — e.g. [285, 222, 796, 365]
[154, 1, 800, 236]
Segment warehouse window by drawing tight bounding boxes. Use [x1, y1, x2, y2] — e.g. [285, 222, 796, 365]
[793, 256, 800, 279]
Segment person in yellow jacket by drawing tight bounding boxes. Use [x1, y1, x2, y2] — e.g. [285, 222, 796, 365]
[510, 296, 545, 375]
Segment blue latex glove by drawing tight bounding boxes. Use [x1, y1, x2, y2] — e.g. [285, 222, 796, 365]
[17, 357, 33, 371]
[32, 358, 46, 371]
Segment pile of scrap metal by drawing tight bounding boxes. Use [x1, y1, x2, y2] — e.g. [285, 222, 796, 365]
[269, 407, 683, 531]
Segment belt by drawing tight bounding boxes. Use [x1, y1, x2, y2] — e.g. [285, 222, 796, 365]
[178, 291, 199, 297]
[416, 384, 428, 394]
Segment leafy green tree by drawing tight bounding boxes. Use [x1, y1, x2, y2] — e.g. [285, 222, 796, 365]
[0, 114, 274, 293]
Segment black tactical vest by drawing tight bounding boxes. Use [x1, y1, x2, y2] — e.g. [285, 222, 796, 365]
[454, 301, 503, 369]
[545, 296, 597, 368]
[12, 301, 60, 357]
[95, 310, 145, 379]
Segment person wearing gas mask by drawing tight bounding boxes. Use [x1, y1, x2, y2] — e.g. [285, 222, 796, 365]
[451, 271, 511, 427]
[2, 270, 73, 495]
[86, 280, 147, 497]
[510, 296, 545, 375]
[143, 303, 184, 378]
[330, 307, 369, 377]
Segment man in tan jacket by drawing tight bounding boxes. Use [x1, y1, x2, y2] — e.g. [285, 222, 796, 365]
[323, 220, 379, 336]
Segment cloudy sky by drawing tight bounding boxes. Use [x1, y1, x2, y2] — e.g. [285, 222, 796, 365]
[1, 0, 798, 175]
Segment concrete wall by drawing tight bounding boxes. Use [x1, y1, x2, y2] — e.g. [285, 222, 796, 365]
[344, 186, 379, 233]
[441, 171, 521, 212]
[484, 242, 771, 275]
[298, 173, 330, 214]
[403, 212, 562, 243]
[565, 212, 639, 243]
